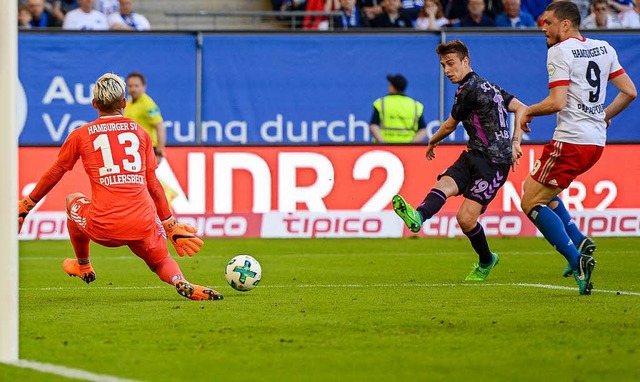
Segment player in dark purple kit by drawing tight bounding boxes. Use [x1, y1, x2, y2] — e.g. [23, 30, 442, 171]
[393, 40, 528, 281]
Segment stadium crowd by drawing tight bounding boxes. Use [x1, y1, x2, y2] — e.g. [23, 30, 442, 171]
[18, 0, 151, 30]
[17, 0, 640, 30]
[284, 0, 639, 29]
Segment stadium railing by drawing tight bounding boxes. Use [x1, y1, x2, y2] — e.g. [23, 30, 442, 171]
[164, 10, 344, 31]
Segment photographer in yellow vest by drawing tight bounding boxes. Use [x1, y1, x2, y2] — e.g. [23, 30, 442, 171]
[369, 74, 428, 143]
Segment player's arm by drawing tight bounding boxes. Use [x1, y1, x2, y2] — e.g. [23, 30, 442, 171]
[425, 115, 457, 160]
[507, 98, 528, 172]
[147, 170, 172, 222]
[520, 86, 567, 130]
[18, 163, 69, 232]
[142, 130, 202, 257]
[147, 170, 204, 257]
[604, 72, 637, 127]
[523, 47, 570, 127]
[18, 134, 79, 232]
[525, 86, 568, 117]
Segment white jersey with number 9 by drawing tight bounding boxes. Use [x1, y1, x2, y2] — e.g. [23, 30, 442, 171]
[547, 37, 624, 146]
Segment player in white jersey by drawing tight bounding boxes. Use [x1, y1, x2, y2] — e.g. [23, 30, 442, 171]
[512, 1, 637, 295]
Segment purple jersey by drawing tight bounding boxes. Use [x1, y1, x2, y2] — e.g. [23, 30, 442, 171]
[451, 72, 515, 164]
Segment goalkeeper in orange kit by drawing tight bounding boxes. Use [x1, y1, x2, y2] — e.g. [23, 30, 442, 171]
[17, 73, 222, 301]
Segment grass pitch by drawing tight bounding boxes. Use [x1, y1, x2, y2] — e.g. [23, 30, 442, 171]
[2, 237, 640, 381]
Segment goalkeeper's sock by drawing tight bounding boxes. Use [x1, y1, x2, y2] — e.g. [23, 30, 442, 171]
[153, 256, 184, 285]
[416, 189, 447, 221]
[67, 219, 90, 262]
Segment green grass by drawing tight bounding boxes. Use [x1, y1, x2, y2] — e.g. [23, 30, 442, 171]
[3, 237, 640, 381]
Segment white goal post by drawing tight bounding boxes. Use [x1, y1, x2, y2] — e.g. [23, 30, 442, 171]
[0, 3, 19, 362]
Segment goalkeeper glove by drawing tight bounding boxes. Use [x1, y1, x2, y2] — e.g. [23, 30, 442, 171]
[161, 215, 204, 257]
[18, 196, 37, 233]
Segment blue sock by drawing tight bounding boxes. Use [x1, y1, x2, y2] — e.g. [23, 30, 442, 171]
[550, 197, 585, 246]
[528, 205, 580, 269]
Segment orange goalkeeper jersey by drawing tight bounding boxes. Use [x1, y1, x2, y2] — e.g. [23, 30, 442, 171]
[57, 115, 159, 241]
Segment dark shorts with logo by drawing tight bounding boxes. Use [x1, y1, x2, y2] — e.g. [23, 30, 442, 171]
[438, 150, 510, 212]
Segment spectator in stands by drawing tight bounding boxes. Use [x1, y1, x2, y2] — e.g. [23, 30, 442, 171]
[94, 0, 119, 16]
[276, 0, 308, 11]
[402, 0, 426, 19]
[608, 0, 634, 14]
[18, 5, 33, 28]
[495, 0, 536, 26]
[304, 0, 329, 29]
[20, 0, 63, 28]
[370, 74, 428, 143]
[371, 0, 414, 27]
[570, 0, 592, 19]
[63, 0, 109, 30]
[359, 0, 384, 20]
[580, 0, 622, 27]
[48, 0, 79, 24]
[618, 0, 640, 27]
[443, 0, 471, 21]
[333, 0, 370, 28]
[415, 0, 450, 29]
[108, 0, 150, 30]
[484, 0, 504, 17]
[274, 0, 307, 28]
[457, 0, 495, 25]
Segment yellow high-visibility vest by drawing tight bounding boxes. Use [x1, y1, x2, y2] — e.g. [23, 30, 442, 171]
[373, 94, 424, 143]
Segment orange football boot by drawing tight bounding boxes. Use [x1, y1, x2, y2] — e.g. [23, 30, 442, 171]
[174, 280, 223, 301]
[62, 258, 96, 284]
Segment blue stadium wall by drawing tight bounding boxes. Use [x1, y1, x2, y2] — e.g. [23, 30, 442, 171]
[17, 31, 640, 146]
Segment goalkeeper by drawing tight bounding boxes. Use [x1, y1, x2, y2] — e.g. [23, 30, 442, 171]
[17, 73, 222, 301]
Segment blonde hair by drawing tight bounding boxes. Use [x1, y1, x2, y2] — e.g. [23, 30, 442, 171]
[93, 73, 126, 112]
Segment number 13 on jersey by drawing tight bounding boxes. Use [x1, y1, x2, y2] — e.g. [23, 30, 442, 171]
[93, 132, 142, 176]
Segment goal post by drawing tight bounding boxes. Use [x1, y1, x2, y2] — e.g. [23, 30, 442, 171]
[0, 4, 19, 362]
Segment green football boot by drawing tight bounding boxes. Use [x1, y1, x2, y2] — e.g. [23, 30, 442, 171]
[573, 254, 596, 295]
[563, 237, 597, 277]
[465, 253, 500, 281]
[392, 195, 423, 233]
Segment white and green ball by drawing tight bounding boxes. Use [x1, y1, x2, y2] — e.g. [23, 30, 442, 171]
[225, 255, 262, 291]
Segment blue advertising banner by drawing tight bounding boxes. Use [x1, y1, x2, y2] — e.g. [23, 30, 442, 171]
[17, 32, 640, 145]
[18, 33, 197, 145]
[201, 34, 442, 145]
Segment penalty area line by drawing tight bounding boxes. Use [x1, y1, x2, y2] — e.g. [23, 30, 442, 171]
[20, 282, 640, 296]
[5, 359, 140, 382]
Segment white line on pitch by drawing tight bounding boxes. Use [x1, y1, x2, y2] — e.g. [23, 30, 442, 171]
[18, 250, 640, 261]
[19, 283, 640, 296]
[5, 359, 139, 382]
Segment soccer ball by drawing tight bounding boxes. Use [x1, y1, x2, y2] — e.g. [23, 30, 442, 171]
[225, 255, 262, 291]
